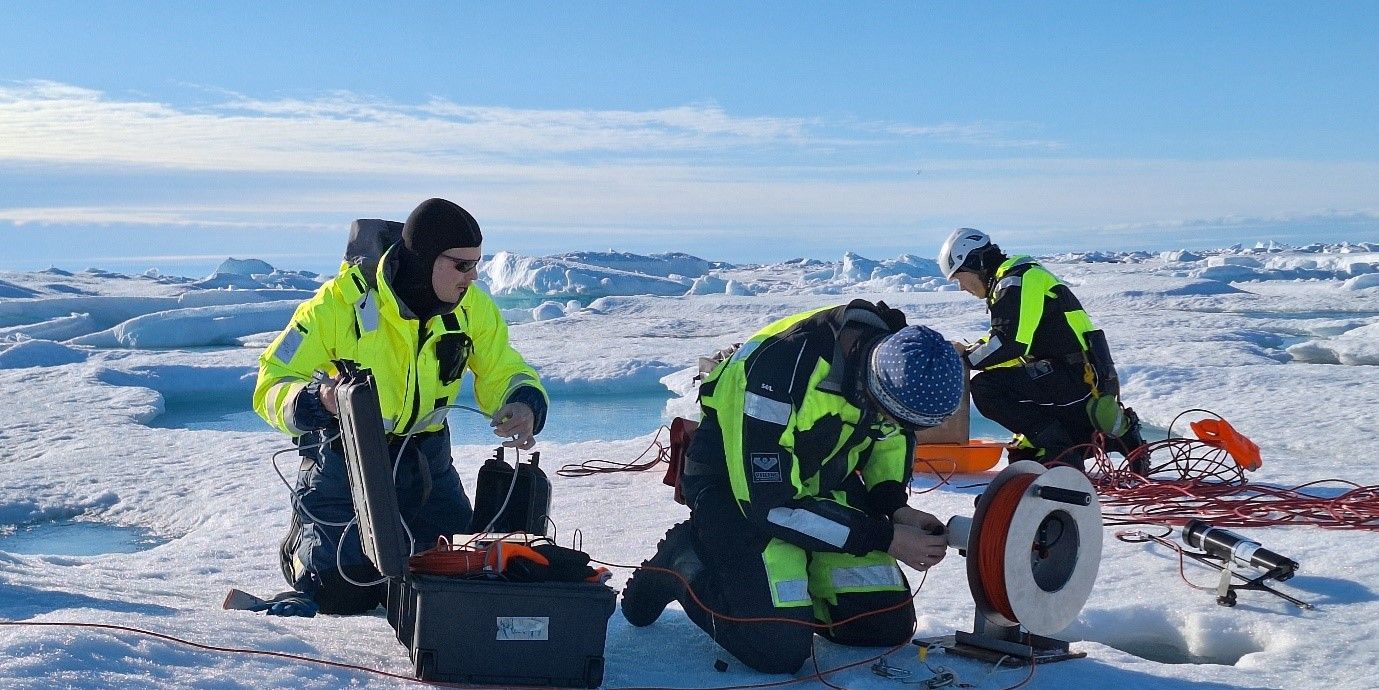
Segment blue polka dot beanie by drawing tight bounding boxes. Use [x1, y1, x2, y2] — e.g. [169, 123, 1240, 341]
[865, 325, 965, 429]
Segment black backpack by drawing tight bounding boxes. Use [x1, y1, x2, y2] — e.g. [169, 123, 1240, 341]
[345, 219, 402, 288]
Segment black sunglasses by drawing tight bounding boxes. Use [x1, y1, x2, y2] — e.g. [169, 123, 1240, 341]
[440, 255, 480, 273]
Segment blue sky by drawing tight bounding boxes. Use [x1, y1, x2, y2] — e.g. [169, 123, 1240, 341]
[2, 2, 1377, 274]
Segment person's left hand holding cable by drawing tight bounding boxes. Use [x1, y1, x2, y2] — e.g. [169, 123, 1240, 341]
[491, 401, 536, 450]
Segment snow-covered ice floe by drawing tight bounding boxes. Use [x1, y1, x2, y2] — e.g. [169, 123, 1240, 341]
[1, 243, 1378, 688]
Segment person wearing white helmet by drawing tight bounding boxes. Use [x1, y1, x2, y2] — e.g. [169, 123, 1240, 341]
[937, 228, 1148, 470]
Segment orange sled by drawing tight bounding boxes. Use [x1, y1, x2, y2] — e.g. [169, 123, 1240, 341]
[913, 439, 1006, 474]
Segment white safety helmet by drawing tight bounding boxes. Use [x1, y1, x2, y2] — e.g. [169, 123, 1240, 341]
[937, 227, 992, 280]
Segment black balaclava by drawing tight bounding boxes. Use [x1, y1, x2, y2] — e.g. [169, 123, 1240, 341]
[390, 198, 483, 320]
[973, 243, 1008, 294]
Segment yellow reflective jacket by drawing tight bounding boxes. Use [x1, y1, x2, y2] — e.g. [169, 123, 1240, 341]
[253, 249, 545, 437]
[964, 256, 1095, 370]
[692, 301, 914, 557]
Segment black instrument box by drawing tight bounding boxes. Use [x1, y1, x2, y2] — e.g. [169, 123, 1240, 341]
[336, 368, 615, 688]
[389, 574, 615, 687]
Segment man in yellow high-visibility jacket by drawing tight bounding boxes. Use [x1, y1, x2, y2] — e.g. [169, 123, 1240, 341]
[253, 198, 548, 615]
[937, 227, 1147, 470]
[620, 300, 964, 674]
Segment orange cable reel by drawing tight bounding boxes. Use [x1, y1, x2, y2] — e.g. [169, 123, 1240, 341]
[923, 460, 1104, 665]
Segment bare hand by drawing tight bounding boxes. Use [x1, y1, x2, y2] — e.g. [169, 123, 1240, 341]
[888, 523, 948, 571]
[892, 506, 945, 534]
[491, 402, 536, 450]
[319, 378, 339, 416]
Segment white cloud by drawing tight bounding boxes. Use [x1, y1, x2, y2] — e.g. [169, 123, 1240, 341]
[0, 81, 826, 173]
[2, 81, 1376, 258]
[0, 80, 1070, 176]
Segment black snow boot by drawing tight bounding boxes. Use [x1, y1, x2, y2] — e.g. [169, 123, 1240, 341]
[621, 520, 702, 627]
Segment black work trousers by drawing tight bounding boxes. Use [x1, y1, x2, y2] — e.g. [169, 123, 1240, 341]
[280, 426, 473, 614]
[677, 485, 915, 675]
[970, 361, 1096, 456]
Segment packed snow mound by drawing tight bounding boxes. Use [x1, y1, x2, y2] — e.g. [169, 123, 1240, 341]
[481, 251, 692, 298]
[547, 251, 714, 278]
[0, 338, 87, 369]
[0, 279, 40, 299]
[833, 252, 943, 281]
[68, 301, 299, 349]
[0, 289, 314, 341]
[1343, 274, 1379, 291]
[1193, 264, 1335, 282]
[724, 279, 754, 296]
[0, 312, 98, 341]
[96, 364, 257, 397]
[1048, 251, 1158, 263]
[0, 296, 178, 330]
[475, 249, 950, 299]
[213, 258, 275, 276]
[686, 275, 728, 295]
[1287, 322, 1379, 365]
[1160, 250, 1204, 262]
[532, 301, 567, 321]
[1, 261, 314, 307]
[715, 253, 947, 295]
[190, 271, 320, 290]
[1175, 246, 1379, 283]
[176, 288, 316, 309]
[191, 259, 319, 290]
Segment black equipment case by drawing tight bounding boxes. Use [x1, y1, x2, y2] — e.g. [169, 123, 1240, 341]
[391, 575, 615, 687]
[335, 367, 616, 688]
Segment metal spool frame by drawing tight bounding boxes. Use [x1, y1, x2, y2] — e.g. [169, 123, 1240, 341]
[919, 460, 1103, 665]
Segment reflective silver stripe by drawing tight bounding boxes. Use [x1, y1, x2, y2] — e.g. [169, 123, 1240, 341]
[967, 334, 1005, 368]
[382, 417, 397, 433]
[356, 294, 380, 333]
[273, 327, 305, 365]
[767, 507, 849, 548]
[787, 343, 807, 395]
[831, 564, 903, 590]
[774, 578, 811, 606]
[271, 381, 309, 435]
[994, 276, 1022, 293]
[503, 373, 540, 402]
[730, 339, 761, 364]
[744, 392, 791, 425]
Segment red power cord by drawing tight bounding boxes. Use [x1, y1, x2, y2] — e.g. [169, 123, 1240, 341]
[0, 620, 453, 687]
[557, 424, 672, 477]
[1085, 434, 1379, 531]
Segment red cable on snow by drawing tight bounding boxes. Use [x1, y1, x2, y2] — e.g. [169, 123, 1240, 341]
[1079, 418, 1379, 531]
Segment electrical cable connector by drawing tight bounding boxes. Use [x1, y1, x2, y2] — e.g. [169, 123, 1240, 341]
[871, 655, 960, 688]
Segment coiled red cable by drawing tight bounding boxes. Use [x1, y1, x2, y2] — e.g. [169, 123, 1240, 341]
[973, 474, 1037, 623]
[1086, 437, 1379, 530]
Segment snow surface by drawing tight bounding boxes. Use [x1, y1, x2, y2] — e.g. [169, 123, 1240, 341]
[1, 242, 1378, 689]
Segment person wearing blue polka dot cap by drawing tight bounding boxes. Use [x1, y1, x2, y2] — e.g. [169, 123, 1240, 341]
[865, 325, 966, 431]
[622, 299, 964, 675]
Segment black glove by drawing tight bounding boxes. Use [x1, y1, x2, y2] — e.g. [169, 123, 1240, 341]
[249, 591, 319, 617]
[505, 544, 598, 583]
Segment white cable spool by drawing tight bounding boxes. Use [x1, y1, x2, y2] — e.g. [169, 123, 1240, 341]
[959, 460, 1103, 636]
